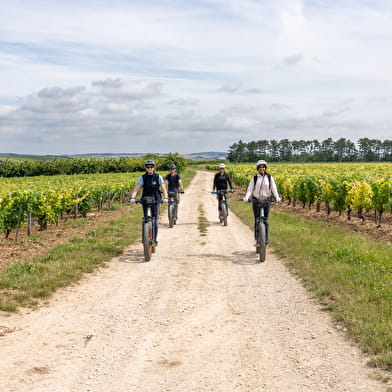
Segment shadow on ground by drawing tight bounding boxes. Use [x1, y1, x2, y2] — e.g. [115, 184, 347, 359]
[187, 250, 264, 265]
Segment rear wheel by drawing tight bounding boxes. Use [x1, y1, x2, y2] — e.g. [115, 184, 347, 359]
[258, 222, 266, 263]
[143, 221, 153, 261]
[173, 203, 178, 224]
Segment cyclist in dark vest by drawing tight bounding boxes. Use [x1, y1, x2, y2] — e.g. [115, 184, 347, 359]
[130, 159, 168, 245]
[243, 160, 281, 245]
[164, 164, 184, 204]
[212, 163, 234, 217]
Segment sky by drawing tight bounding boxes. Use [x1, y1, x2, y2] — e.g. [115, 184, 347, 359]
[0, 0, 391, 155]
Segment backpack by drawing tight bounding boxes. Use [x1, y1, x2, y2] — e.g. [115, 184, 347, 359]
[253, 173, 272, 191]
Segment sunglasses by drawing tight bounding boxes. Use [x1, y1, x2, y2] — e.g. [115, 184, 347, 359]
[145, 165, 154, 169]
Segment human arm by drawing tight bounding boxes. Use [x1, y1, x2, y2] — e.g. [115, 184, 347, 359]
[212, 173, 217, 191]
[178, 179, 184, 191]
[226, 174, 234, 190]
[159, 175, 168, 199]
[243, 178, 254, 201]
[270, 177, 281, 201]
[130, 183, 141, 199]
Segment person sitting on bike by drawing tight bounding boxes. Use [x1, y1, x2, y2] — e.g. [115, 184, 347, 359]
[130, 159, 168, 246]
[243, 160, 281, 245]
[212, 163, 234, 217]
[164, 164, 184, 203]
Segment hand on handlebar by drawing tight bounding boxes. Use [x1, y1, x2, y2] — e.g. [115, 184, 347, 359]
[163, 198, 168, 203]
[129, 198, 136, 203]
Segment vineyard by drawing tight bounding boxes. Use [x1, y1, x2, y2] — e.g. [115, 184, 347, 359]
[207, 163, 392, 228]
[0, 172, 140, 239]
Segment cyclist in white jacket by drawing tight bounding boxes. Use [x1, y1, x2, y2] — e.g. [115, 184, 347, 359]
[243, 160, 281, 245]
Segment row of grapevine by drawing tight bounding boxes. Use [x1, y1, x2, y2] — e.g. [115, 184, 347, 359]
[0, 154, 188, 177]
[210, 163, 392, 227]
[0, 172, 140, 239]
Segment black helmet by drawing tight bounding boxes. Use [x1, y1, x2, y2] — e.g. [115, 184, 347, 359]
[144, 159, 155, 166]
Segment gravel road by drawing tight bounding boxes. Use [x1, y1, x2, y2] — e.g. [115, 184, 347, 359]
[0, 171, 386, 392]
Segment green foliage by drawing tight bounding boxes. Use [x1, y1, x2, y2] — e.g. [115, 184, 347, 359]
[0, 155, 189, 178]
[227, 138, 392, 163]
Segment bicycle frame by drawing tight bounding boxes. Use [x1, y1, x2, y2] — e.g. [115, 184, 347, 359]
[168, 191, 178, 228]
[252, 197, 271, 263]
[212, 189, 234, 226]
[136, 196, 158, 261]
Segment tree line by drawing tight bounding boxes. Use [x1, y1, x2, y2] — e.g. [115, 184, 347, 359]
[227, 138, 392, 162]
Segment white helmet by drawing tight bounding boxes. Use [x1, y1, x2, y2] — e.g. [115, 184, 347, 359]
[256, 160, 267, 169]
[219, 163, 226, 169]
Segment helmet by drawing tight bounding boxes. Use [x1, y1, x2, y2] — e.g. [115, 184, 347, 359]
[170, 164, 176, 169]
[256, 160, 267, 169]
[144, 159, 155, 166]
[219, 163, 226, 169]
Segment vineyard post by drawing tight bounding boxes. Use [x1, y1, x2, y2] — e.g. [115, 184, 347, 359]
[109, 192, 117, 207]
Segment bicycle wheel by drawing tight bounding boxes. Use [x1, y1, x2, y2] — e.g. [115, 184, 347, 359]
[221, 203, 228, 226]
[143, 221, 153, 261]
[168, 204, 175, 228]
[173, 203, 178, 225]
[258, 222, 266, 263]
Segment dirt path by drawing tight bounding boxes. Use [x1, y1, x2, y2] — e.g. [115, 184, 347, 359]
[0, 171, 387, 392]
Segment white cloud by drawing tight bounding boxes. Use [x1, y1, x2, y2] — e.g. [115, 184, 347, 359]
[0, 0, 391, 154]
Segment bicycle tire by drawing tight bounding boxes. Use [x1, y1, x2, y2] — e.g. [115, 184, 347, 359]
[221, 203, 228, 226]
[258, 222, 266, 262]
[173, 203, 178, 224]
[168, 204, 175, 228]
[143, 221, 153, 261]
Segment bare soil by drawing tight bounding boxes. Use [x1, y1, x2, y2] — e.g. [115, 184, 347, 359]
[0, 171, 389, 392]
[274, 201, 392, 244]
[0, 208, 129, 271]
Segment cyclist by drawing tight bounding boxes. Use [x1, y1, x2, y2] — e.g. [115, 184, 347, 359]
[164, 164, 184, 204]
[243, 160, 281, 246]
[212, 163, 234, 218]
[130, 159, 168, 246]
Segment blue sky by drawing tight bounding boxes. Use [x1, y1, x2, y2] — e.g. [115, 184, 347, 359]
[0, 0, 391, 155]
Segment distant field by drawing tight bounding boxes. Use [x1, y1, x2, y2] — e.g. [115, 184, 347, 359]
[0, 154, 70, 161]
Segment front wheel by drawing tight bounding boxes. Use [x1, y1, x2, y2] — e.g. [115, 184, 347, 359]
[143, 221, 153, 261]
[257, 222, 266, 263]
[168, 204, 175, 228]
[173, 203, 178, 224]
[221, 203, 228, 226]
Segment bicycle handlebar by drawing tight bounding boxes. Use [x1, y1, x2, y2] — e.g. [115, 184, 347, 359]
[245, 197, 277, 203]
[130, 199, 165, 204]
[211, 189, 235, 194]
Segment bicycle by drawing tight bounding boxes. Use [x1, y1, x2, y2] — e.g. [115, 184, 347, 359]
[211, 189, 235, 226]
[248, 197, 273, 263]
[134, 196, 161, 262]
[168, 190, 184, 228]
